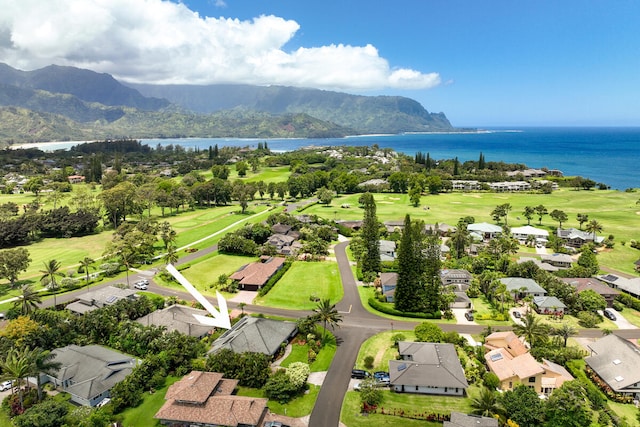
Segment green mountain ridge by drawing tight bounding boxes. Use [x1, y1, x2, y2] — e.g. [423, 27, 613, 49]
[0, 63, 457, 143]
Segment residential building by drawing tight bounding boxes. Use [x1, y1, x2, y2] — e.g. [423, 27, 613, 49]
[389, 342, 469, 396]
[451, 180, 481, 191]
[484, 332, 573, 395]
[229, 257, 285, 291]
[379, 240, 397, 262]
[510, 225, 549, 244]
[488, 181, 531, 192]
[467, 222, 502, 241]
[557, 228, 605, 248]
[65, 286, 138, 315]
[444, 412, 499, 427]
[136, 305, 214, 338]
[533, 296, 567, 315]
[380, 272, 398, 303]
[266, 234, 302, 256]
[210, 316, 297, 358]
[506, 168, 547, 179]
[517, 256, 559, 272]
[562, 277, 620, 308]
[585, 335, 640, 399]
[67, 175, 85, 184]
[598, 274, 640, 299]
[441, 269, 473, 287]
[384, 220, 405, 233]
[499, 277, 547, 298]
[155, 371, 268, 427]
[540, 253, 573, 269]
[43, 345, 138, 407]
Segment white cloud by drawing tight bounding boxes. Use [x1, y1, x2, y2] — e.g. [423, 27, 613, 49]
[0, 0, 440, 90]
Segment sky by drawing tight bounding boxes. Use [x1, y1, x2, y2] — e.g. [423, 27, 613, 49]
[0, 0, 639, 127]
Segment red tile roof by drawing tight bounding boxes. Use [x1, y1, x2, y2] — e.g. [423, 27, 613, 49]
[229, 257, 285, 287]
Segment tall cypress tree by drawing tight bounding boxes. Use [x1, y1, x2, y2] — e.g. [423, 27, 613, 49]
[359, 192, 380, 275]
[394, 215, 428, 312]
[423, 232, 442, 313]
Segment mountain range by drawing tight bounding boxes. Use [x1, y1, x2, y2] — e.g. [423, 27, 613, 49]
[0, 63, 455, 144]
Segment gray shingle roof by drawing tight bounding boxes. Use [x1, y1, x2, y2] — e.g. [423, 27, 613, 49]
[210, 317, 297, 356]
[500, 277, 547, 294]
[136, 304, 214, 338]
[390, 342, 468, 389]
[586, 335, 640, 393]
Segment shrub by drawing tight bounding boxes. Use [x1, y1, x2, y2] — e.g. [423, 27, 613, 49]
[483, 372, 500, 390]
[391, 333, 406, 346]
[368, 298, 441, 319]
[577, 311, 600, 328]
[264, 369, 300, 403]
[364, 355, 374, 369]
[286, 362, 310, 389]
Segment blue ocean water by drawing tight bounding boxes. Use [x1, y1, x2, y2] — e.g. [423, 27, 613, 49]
[142, 127, 640, 190]
[23, 127, 640, 190]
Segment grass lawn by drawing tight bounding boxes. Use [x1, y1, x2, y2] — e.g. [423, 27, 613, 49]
[280, 330, 337, 372]
[356, 286, 455, 324]
[181, 253, 257, 291]
[120, 376, 180, 427]
[255, 261, 343, 310]
[354, 330, 416, 372]
[236, 385, 320, 417]
[341, 387, 475, 427]
[469, 297, 511, 326]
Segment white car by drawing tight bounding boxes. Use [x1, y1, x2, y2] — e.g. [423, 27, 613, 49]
[0, 381, 12, 391]
[133, 281, 148, 290]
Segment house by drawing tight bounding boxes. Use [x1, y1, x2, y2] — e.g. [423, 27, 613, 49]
[380, 272, 398, 303]
[451, 180, 481, 191]
[444, 412, 498, 427]
[136, 305, 214, 338]
[335, 219, 363, 230]
[43, 345, 138, 407]
[517, 256, 559, 272]
[499, 277, 547, 298]
[379, 240, 397, 262]
[510, 225, 549, 244]
[229, 257, 285, 291]
[266, 234, 302, 256]
[210, 316, 297, 358]
[540, 253, 573, 269]
[488, 181, 531, 192]
[425, 223, 457, 236]
[389, 342, 469, 396]
[155, 371, 268, 427]
[384, 220, 405, 233]
[506, 168, 547, 179]
[270, 223, 292, 235]
[67, 175, 85, 184]
[484, 332, 573, 395]
[357, 178, 388, 189]
[451, 292, 472, 309]
[557, 227, 605, 248]
[533, 296, 566, 315]
[585, 335, 640, 399]
[598, 274, 640, 299]
[562, 277, 620, 308]
[467, 223, 502, 241]
[65, 286, 138, 315]
[441, 269, 473, 287]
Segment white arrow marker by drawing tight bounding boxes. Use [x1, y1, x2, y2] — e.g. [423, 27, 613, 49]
[165, 264, 231, 330]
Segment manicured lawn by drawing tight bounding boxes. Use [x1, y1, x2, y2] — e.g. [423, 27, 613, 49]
[120, 376, 180, 427]
[255, 261, 343, 310]
[354, 330, 416, 372]
[236, 385, 320, 417]
[340, 387, 475, 427]
[181, 254, 257, 291]
[469, 297, 510, 325]
[280, 330, 337, 372]
[356, 286, 455, 324]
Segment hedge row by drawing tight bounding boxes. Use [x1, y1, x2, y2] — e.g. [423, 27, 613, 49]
[258, 260, 292, 296]
[615, 292, 640, 311]
[368, 298, 441, 319]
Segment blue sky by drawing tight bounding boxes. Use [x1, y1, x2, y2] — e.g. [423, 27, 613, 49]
[1, 0, 639, 126]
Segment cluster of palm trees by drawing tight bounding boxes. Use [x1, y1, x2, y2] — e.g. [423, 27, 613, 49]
[513, 310, 576, 348]
[0, 346, 60, 412]
[12, 257, 97, 316]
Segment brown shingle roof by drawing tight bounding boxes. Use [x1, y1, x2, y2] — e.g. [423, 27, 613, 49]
[155, 371, 266, 427]
[229, 257, 285, 287]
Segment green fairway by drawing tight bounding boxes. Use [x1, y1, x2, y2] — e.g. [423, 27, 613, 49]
[255, 261, 343, 310]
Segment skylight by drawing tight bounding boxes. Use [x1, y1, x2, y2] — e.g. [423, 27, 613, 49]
[615, 376, 624, 382]
[613, 359, 621, 365]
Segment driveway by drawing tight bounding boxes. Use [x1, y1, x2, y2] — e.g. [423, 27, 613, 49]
[452, 308, 476, 325]
[599, 308, 637, 329]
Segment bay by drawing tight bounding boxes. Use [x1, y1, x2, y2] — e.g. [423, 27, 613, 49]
[17, 127, 640, 190]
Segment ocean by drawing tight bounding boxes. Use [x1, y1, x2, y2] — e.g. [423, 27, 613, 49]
[18, 127, 640, 190]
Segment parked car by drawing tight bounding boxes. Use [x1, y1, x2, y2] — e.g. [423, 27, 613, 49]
[351, 369, 370, 379]
[133, 280, 149, 290]
[373, 371, 390, 385]
[0, 381, 13, 391]
[512, 311, 521, 319]
[264, 422, 289, 427]
[603, 309, 616, 321]
[464, 311, 474, 321]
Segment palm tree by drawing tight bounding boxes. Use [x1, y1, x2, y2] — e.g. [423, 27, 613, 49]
[34, 348, 61, 402]
[470, 387, 503, 418]
[585, 219, 603, 242]
[0, 347, 37, 411]
[313, 298, 343, 343]
[512, 310, 549, 348]
[576, 213, 589, 230]
[13, 284, 42, 315]
[40, 259, 64, 308]
[238, 302, 246, 316]
[553, 323, 577, 347]
[163, 243, 179, 266]
[78, 256, 95, 286]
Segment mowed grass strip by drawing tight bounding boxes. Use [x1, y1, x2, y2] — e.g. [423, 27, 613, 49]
[236, 384, 320, 417]
[354, 330, 416, 372]
[255, 261, 343, 310]
[340, 387, 475, 427]
[120, 376, 181, 427]
[181, 254, 257, 293]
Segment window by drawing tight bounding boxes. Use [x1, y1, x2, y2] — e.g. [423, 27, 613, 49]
[529, 377, 536, 383]
[416, 386, 419, 391]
